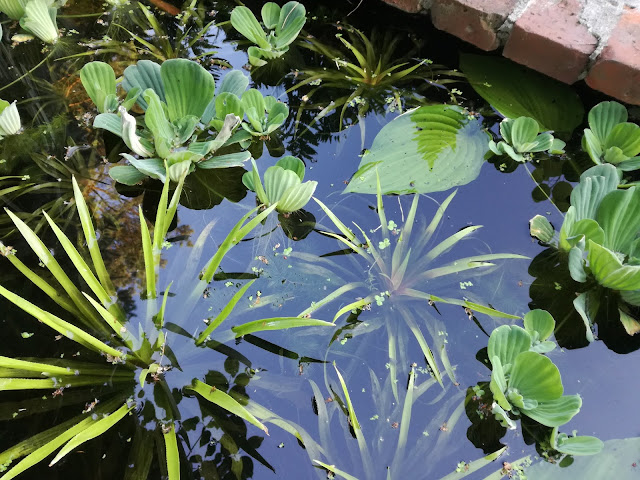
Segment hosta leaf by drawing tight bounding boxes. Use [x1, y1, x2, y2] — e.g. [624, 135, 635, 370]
[345, 105, 488, 194]
[487, 325, 531, 371]
[521, 394, 581, 427]
[588, 101, 628, 145]
[80, 62, 117, 114]
[123, 60, 165, 110]
[161, 59, 215, 122]
[523, 309, 555, 342]
[510, 351, 563, 403]
[460, 54, 583, 134]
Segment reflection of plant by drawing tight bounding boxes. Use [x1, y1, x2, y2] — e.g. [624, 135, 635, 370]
[299, 184, 525, 392]
[582, 101, 640, 171]
[242, 156, 316, 214]
[489, 116, 565, 163]
[530, 164, 640, 337]
[81, 59, 262, 185]
[0, 174, 333, 477]
[472, 310, 603, 459]
[230, 1, 306, 67]
[288, 25, 460, 128]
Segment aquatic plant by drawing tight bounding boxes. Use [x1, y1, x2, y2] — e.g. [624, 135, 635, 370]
[80, 59, 288, 185]
[0, 0, 63, 43]
[288, 25, 459, 129]
[0, 171, 334, 477]
[296, 180, 526, 393]
[230, 1, 306, 67]
[0, 99, 21, 139]
[530, 163, 640, 337]
[240, 88, 289, 138]
[345, 105, 490, 194]
[242, 156, 317, 214]
[582, 101, 640, 171]
[488, 116, 565, 163]
[0, 0, 28, 20]
[477, 310, 603, 457]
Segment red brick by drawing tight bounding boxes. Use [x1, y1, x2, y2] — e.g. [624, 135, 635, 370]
[431, 0, 518, 51]
[379, 0, 423, 14]
[503, 0, 597, 84]
[586, 8, 640, 106]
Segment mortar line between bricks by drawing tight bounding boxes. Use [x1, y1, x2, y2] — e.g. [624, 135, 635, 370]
[578, 0, 624, 77]
[496, 0, 537, 45]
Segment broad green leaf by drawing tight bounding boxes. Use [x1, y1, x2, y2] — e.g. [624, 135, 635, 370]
[588, 240, 640, 290]
[80, 62, 117, 114]
[521, 394, 582, 427]
[510, 116, 539, 150]
[588, 101, 628, 145]
[489, 356, 511, 411]
[218, 70, 250, 97]
[275, 156, 305, 180]
[93, 112, 122, 137]
[214, 92, 244, 123]
[596, 187, 640, 253]
[230, 6, 270, 49]
[275, 1, 306, 49]
[345, 105, 489, 194]
[242, 89, 267, 123]
[231, 317, 335, 336]
[460, 54, 583, 134]
[143, 89, 176, 144]
[529, 214, 555, 243]
[552, 428, 604, 456]
[568, 245, 587, 283]
[570, 219, 605, 246]
[123, 60, 165, 110]
[0, 0, 28, 19]
[20, 0, 58, 44]
[583, 128, 604, 163]
[122, 155, 166, 183]
[196, 152, 251, 169]
[110, 165, 148, 185]
[277, 181, 317, 213]
[509, 351, 563, 403]
[605, 122, 640, 158]
[264, 166, 299, 204]
[261, 2, 280, 29]
[0, 100, 21, 137]
[523, 309, 555, 341]
[161, 59, 215, 122]
[187, 379, 268, 434]
[487, 325, 531, 371]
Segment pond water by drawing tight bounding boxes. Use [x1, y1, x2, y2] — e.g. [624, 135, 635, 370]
[1, 1, 640, 479]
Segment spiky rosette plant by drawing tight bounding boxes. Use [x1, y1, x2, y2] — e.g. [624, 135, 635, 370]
[0, 170, 334, 478]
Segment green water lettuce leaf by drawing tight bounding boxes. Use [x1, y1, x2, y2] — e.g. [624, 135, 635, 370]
[524, 309, 555, 342]
[596, 187, 640, 254]
[0, 0, 28, 20]
[20, 0, 59, 44]
[521, 394, 582, 427]
[460, 54, 583, 135]
[509, 351, 563, 403]
[529, 214, 555, 243]
[487, 325, 531, 372]
[587, 240, 640, 291]
[0, 99, 21, 138]
[345, 105, 488, 194]
[79, 62, 118, 114]
[161, 59, 215, 122]
[122, 60, 165, 110]
[551, 427, 604, 456]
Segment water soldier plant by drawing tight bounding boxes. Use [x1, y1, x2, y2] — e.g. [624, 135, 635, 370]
[0, 170, 334, 478]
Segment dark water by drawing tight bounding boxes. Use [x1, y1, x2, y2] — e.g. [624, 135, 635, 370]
[0, 1, 637, 479]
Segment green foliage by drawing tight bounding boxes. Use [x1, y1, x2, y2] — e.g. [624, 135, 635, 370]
[488, 116, 561, 163]
[460, 54, 584, 135]
[529, 164, 640, 336]
[80, 60, 283, 185]
[2, 0, 64, 44]
[582, 101, 640, 171]
[242, 156, 317, 213]
[484, 311, 601, 456]
[0, 100, 21, 139]
[230, 1, 306, 66]
[345, 105, 489, 194]
[0, 171, 331, 477]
